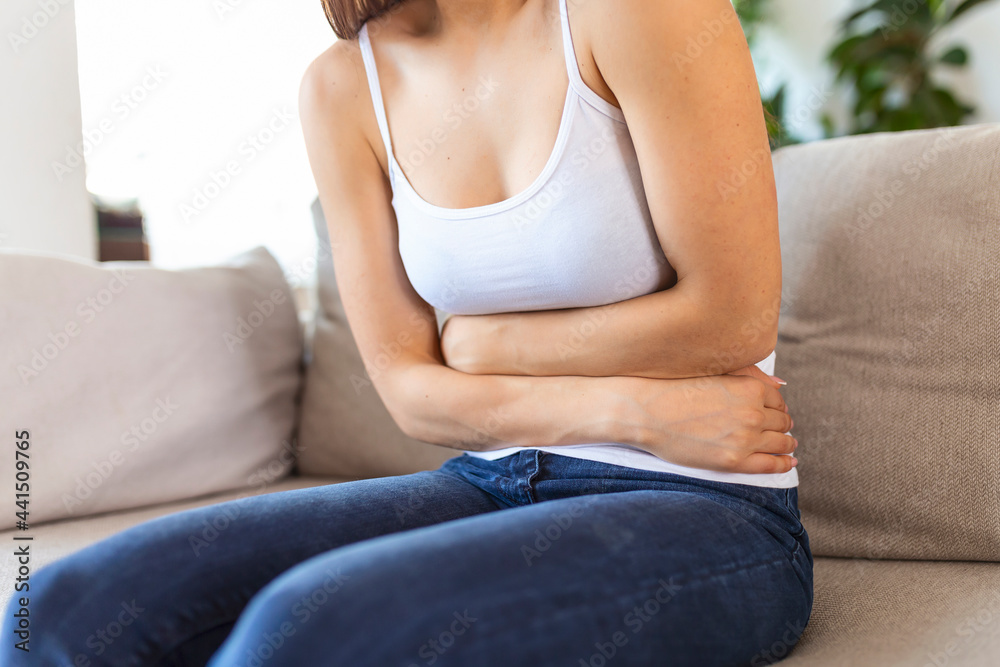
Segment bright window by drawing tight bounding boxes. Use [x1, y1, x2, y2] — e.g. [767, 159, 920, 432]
[74, 0, 336, 285]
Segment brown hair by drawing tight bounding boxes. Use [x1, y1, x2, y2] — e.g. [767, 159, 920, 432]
[322, 0, 404, 40]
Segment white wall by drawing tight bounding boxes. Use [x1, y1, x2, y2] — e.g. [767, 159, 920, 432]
[1, 0, 96, 259]
[751, 0, 1000, 141]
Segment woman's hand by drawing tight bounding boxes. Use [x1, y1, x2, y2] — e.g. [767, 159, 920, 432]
[440, 314, 509, 375]
[621, 372, 797, 475]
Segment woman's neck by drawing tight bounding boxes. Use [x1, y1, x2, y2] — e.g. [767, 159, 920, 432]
[391, 0, 533, 37]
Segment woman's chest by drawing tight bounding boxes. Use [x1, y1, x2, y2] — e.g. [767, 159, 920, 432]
[395, 142, 678, 315]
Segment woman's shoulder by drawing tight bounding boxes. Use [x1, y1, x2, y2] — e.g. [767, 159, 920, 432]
[300, 39, 365, 109]
[298, 37, 376, 150]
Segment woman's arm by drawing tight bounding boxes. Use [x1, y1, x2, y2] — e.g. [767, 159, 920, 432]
[299, 37, 795, 475]
[441, 0, 779, 381]
[297, 42, 619, 452]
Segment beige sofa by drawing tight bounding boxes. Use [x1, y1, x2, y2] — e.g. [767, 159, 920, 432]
[2, 123, 998, 665]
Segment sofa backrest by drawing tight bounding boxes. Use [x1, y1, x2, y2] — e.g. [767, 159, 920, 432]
[0, 246, 303, 527]
[772, 123, 1000, 561]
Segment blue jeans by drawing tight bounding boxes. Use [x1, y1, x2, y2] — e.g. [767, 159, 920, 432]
[2, 451, 812, 666]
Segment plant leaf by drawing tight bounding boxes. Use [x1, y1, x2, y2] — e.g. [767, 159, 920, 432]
[948, 0, 994, 23]
[939, 46, 969, 65]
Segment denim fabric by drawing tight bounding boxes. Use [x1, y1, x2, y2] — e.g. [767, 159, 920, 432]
[2, 451, 812, 667]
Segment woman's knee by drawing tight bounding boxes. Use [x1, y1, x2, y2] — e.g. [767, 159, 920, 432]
[209, 540, 467, 667]
[207, 558, 357, 666]
[1, 554, 99, 662]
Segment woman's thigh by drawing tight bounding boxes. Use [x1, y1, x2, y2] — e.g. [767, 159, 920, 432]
[0, 465, 499, 667]
[207, 488, 812, 667]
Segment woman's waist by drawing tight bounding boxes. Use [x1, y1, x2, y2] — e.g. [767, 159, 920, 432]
[465, 442, 798, 489]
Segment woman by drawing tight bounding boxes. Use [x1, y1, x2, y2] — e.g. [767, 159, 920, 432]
[7, 0, 811, 664]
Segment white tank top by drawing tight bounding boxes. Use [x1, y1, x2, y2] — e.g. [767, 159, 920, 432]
[357, 0, 797, 488]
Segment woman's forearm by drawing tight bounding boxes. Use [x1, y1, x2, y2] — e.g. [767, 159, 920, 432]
[442, 286, 781, 380]
[387, 363, 643, 452]
[384, 361, 796, 475]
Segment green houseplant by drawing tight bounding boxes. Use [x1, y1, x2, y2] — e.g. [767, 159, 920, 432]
[824, 0, 995, 135]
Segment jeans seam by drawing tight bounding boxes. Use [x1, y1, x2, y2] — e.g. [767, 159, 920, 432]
[662, 554, 795, 592]
[784, 488, 806, 538]
[523, 450, 543, 504]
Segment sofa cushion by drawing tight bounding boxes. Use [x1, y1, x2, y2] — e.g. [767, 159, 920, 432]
[779, 558, 1000, 666]
[772, 123, 1000, 561]
[296, 198, 457, 478]
[0, 246, 303, 528]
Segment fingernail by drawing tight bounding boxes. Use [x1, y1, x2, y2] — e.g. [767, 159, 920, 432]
[790, 457, 798, 467]
[771, 376, 788, 385]
[790, 418, 795, 429]
[793, 437, 798, 449]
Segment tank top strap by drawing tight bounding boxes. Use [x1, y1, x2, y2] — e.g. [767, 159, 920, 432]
[358, 23, 396, 181]
[556, 0, 625, 121]
[557, 0, 587, 95]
